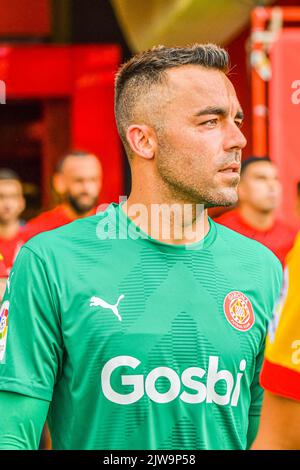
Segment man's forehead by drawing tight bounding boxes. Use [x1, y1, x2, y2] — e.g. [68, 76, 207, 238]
[164, 65, 240, 108]
[245, 161, 277, 176]
[62, 155, 101, 172]
[166, 65, 230, 88]
[0, 179, 22, 194]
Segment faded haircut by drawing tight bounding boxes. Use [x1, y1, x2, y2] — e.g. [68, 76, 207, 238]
[241, 156, 272, 176]
[114, 44, 230, 154]
[0, 168, 21, 181]
[55, 150, 98, 173]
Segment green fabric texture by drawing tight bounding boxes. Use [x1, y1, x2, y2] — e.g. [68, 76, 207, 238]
[0, 391, 49, 449]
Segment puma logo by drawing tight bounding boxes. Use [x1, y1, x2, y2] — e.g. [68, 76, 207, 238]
[89, 294, 125, 321]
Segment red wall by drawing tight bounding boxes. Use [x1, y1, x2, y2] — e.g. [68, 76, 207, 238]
[0, 45, 123, 207]
[0, 0, 50, 36]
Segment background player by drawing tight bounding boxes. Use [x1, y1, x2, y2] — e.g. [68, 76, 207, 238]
[0, 169, 26, 300]
[24, 150, 103, 240]
[252, 233, 300, 449]
[216, 156, 298, 266]
[0, 169, 26, 274]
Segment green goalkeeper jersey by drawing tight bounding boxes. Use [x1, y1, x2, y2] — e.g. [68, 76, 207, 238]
[0, 203, 282, 449]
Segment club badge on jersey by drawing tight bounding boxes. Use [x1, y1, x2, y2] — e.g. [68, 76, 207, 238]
[223, 291, 255, 332]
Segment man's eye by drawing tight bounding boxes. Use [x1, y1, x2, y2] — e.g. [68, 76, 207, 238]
[235, 120, 243, 129]
[201, 119, 218, 127]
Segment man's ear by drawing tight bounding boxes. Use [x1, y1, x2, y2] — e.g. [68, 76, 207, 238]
[52, 173, 66, 196]
[126, 124, 157, 160]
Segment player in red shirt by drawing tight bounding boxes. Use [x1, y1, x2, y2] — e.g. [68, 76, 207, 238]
[24, 150, 103, 241]
[216, 156, 298, 265]
[0, 169, 27, 274]
[0, 169, 26, 300]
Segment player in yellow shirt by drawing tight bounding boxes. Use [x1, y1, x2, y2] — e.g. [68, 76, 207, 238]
[252, 233, 300, 449]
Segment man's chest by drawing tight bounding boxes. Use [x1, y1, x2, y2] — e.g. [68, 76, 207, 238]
[58, 259, 265, 378]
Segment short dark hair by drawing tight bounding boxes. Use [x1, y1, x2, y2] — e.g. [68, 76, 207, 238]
[115, 44, 230, 152]
[55, 150, 96, 173]
[241, 156, 272, 176]
[0, 168, 21, 182]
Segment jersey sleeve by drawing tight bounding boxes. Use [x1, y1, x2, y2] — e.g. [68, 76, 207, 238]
[260, 235, 300, 402]
[0, 245, 63, 401]
[0, 390, 49, 450]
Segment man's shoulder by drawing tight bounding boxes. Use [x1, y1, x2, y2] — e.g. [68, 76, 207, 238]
[274, 218, 299, 238]
[286, 230, 300, 262]
[214, 218, 282, 266]
[215, 208, 239, 222]
[23, 206, 70, 241]
[26, 206, 64, 225]
[24, 214, 101, 256]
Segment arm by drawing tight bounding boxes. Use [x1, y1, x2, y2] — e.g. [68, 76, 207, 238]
[0, 391, 49, 450]
[0, 245, 63, 449]
[0, 277, 7, 302]
[252, 391, 300, 449]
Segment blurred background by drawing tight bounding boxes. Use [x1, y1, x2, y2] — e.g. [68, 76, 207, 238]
[0, 0, 299, 223]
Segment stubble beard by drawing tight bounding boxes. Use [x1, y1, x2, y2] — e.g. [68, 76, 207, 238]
[156, 152, 239, 209]
[66, 194, 98, 215]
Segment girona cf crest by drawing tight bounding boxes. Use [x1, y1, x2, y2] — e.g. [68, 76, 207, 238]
[223, 291, 255, 332]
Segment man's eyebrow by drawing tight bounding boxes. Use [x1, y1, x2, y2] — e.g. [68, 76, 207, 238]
[194, 106, 244, 120]
[194, 106, 227, 117]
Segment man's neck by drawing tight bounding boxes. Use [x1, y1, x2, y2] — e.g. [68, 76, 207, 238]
[238, 205, 275, 231]
[0, 220, 21, 239]
[122, 195, 210, 245]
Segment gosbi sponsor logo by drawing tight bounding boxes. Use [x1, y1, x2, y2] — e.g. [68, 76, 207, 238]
[223, 291, 255, 332]
[0, 300, 9, 361]
[101, 355, 246, 406]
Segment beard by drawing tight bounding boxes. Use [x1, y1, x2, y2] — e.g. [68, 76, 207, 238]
[156, 149, 239, 209]
[66, 194, 98, 215]
[158, 171, 238, 208]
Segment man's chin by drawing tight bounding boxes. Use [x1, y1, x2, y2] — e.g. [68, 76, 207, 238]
[204, 188, 238, 209]
[75, 205, 95, 215]
[68, 197, 97, 215]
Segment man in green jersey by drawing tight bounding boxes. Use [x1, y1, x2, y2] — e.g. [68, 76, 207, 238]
[0, 44, 282, 450]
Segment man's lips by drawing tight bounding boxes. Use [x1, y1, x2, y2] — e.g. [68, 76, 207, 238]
[218, 163, 240, 173]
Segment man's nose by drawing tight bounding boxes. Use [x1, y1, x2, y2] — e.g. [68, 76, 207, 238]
[225, 122, 247, 151]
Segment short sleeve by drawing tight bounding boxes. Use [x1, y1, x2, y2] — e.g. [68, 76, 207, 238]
[0, 246, 63, 401]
